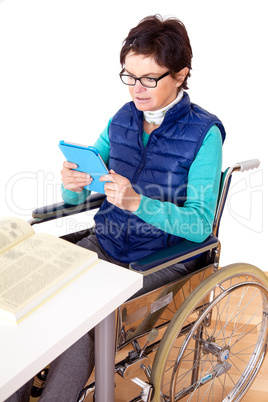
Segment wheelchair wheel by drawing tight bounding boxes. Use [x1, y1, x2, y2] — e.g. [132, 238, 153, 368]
[150, 263, 268, 402]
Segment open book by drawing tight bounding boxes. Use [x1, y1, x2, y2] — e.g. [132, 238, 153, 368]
[0, 217, 98, 323]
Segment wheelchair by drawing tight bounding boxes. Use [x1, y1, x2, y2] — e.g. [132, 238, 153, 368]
[30, 159, 268, 402]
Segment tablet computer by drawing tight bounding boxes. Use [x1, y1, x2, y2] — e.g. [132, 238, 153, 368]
[59, 141, 109, 193]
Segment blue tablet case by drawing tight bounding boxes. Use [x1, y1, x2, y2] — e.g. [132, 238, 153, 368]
[59, 141, 109, 194]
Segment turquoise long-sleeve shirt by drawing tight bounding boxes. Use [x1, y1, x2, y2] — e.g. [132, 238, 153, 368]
[61, 119, 222, 243]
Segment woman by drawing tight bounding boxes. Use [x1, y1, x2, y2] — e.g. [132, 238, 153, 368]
[7, 14, 225, 402]
[61, 14, 225, 288]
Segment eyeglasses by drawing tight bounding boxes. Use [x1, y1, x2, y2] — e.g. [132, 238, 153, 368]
[119, 70, 170, 88]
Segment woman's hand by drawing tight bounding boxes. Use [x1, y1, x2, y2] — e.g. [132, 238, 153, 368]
[100, 169, 141, 212]
[61, 161, 93, 192]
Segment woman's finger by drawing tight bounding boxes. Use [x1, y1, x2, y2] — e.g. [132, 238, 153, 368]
[63, 161, 78, 169]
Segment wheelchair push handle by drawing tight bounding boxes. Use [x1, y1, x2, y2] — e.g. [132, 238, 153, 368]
[238, 159, 260, 172]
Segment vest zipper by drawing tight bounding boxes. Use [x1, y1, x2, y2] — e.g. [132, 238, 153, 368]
[132, 130, 154, 184]
[120, 130, 155, 257]
[118, 147, 148, 258]
[132, 151, 147, 184]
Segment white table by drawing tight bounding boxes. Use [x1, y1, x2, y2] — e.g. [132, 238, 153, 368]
[0, 260, 143, 402]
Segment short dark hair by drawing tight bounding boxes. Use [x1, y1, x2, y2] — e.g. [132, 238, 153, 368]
[120, 15, 193, 90]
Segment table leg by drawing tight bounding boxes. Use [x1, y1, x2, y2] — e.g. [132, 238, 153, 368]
[95, 311, 116, 402]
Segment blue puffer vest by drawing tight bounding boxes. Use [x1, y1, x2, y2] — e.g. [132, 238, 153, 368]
[94, 92, 226, 263]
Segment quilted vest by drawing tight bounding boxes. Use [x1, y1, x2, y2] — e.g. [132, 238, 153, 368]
[94, 92, 226, 263]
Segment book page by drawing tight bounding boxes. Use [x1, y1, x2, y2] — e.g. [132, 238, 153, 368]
[0, 233, 97, 321]
[0, 217, 34, 255]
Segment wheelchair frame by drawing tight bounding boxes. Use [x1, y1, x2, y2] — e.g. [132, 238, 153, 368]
[30, 159, 268, 402]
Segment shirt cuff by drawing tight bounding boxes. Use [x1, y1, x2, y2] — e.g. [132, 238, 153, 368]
[61, 183, 90, 205]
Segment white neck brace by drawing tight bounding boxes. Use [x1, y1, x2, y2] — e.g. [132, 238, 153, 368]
[143, 91, 184, 125]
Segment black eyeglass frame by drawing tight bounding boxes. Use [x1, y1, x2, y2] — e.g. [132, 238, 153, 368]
[119, 70, 170, 88]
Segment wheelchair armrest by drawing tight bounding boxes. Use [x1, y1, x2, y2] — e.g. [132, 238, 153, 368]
[129, 235, 219, 276]
[30, 193, 106, 225]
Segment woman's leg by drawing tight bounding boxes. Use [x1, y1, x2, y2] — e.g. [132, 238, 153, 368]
[129, 259, 199, 299]
[4, 379, 33, 402]
[5, 332, 94, 402]
[39, 331, 94, 402]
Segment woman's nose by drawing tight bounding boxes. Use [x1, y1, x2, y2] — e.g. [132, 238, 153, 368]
[134, 80, 147, 93]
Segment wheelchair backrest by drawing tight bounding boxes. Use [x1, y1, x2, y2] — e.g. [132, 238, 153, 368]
[212, 160, 260, 237]
[212, 168, 232, 237]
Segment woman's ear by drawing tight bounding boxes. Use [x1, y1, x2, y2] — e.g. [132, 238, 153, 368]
[175, 67, 189, 87]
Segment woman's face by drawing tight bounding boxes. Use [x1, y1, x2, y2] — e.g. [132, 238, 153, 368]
[124, 52, 186, 112]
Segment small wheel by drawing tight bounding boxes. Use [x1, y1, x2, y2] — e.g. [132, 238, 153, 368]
[150, 263, 268, 401]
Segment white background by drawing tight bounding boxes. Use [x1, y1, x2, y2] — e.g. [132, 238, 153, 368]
[0, 0, 267, 269]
